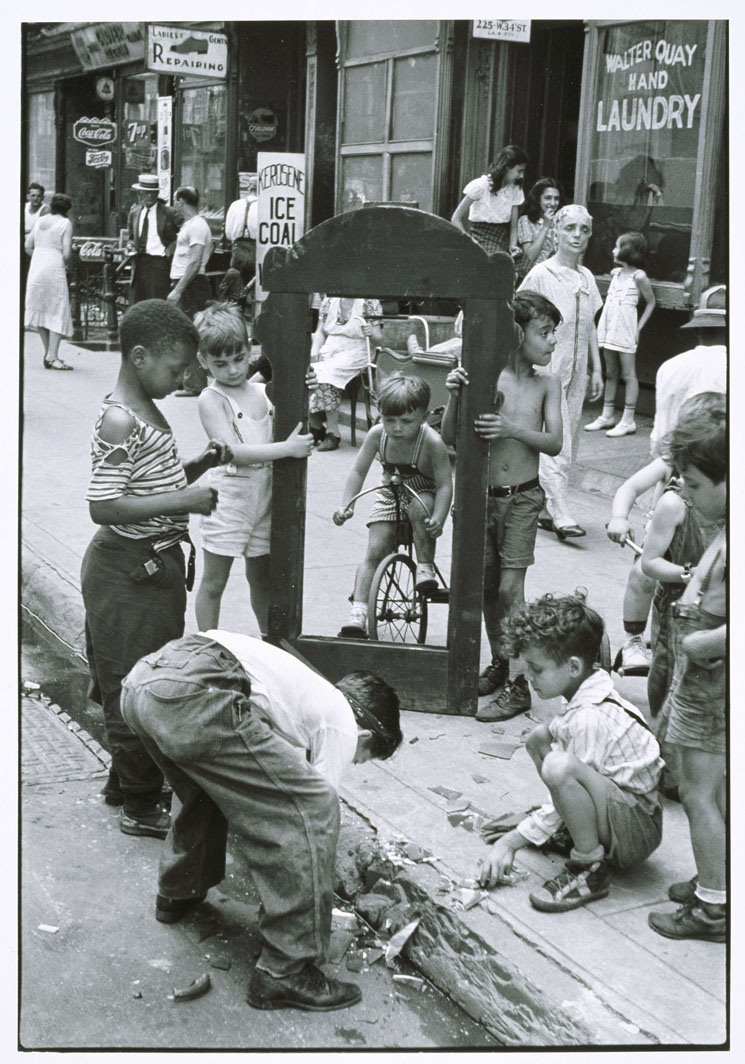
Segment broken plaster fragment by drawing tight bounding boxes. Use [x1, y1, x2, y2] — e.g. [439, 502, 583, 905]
[446, 797, 471, 813]
[331, 908, 359, 932]
[172, 973, 211, 1002]
[455, 888, 487, 910]
[384, 918, 421, 966]
[393, 974, 424, 988]
[38, 924, 59, 934]
[478, 740, 521, 760]
[429, 785, 462, 800]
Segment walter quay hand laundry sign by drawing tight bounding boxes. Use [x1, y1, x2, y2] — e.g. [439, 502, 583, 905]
[147, 25, 228, 79]
[595, 22, 705, 134]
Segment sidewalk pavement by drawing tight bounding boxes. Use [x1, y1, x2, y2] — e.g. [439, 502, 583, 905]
[20, 332, 727, 1047]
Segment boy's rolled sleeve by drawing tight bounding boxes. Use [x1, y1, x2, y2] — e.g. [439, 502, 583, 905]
[516, 802, 562, 846]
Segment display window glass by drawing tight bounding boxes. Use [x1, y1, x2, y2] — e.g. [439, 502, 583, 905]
[27, 92, 55, 194]
[584, 20, 709, 283]
[120, 74, 158, 217]
[338, 22, 440, 213]
[177, 83, 227, 234]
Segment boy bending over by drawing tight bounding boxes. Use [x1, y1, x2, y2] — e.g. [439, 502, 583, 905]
[441, 292, 563, 720]
[478, 592, 663, 912]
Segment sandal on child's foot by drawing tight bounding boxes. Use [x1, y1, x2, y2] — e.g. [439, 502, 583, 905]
[44, 357, 73, 371]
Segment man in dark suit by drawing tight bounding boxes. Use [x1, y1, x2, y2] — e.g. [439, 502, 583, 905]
[127, 174, 179, 303]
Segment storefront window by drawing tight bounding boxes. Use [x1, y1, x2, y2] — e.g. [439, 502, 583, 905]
[339, 22, 440, 213]
[27, 92, 55, 194]
[177, 82, 227, 235]
[120, 74, 158, 219]
[584, 20, 709, 283]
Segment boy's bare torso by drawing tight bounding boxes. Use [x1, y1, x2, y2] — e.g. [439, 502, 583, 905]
[487, 368, 548, 486]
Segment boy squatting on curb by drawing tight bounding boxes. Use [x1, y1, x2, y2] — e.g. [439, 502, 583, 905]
[440, 291, 563, 723]
[477, 592, 664, 913]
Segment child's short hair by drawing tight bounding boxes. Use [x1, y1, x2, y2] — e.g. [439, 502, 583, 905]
[668, 391, 726, 484]
[194, 300, 248, 358]
[503, 590, 604, 667]
[377, 373, 430, 416]
[510, 291, 562, 330]
[336, 672, 403, 760]
[119, 299, 198, 359]
[616, 231, 647, 267]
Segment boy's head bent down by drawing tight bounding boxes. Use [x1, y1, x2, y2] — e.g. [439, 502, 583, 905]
[377, 372, 430, 418]
[194, 301, 251, 384]
[502, 591, 605, 701]
[195, 300, 249, 360]
[335, 671, 403, 762]
[119, 300, 199, 399]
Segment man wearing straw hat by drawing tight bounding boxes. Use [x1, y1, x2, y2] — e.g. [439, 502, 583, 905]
[127, 174, 180, 303]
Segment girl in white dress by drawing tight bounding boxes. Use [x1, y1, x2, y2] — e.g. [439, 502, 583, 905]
[24, 192, 74, 370]
[586, 232, 656, 437]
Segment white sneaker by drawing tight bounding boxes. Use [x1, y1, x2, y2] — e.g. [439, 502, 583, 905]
[618, 634, 652, 675]
[415, 563, 437, 592]
[584, 415, 616, 431]
[606, 421, 636, 437]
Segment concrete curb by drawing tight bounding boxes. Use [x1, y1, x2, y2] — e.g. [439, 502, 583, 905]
[328, 809, 662, 1047]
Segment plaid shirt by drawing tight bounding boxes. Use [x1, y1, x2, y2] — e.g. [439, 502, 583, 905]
[517, 670, 664, 847]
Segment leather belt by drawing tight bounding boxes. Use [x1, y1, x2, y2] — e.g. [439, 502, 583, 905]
[488, 476, 540, 498]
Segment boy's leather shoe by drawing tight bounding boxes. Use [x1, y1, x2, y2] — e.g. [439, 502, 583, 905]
[476, 674, 531, 721]
[648, 901, 726, 942]
[155, 893, 207, 924]
[668, 876, 697, 904]
[477, 659, 508, 697]
[247, 963, 362, 1012]
[119, 807, 170, 840]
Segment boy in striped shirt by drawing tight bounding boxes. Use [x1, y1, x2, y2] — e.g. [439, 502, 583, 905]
[478, 591, 663, 912]
[82, 300, 231, 840]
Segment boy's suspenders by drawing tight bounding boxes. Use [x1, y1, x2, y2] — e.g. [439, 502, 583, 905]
[604, 695, 654, 734]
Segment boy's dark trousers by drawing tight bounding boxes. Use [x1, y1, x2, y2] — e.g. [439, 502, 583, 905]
[121, 634, 339, 976]
[81, 527, 187, 816]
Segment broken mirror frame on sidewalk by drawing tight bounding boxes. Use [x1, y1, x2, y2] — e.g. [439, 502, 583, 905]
[254, 205, 514, 715]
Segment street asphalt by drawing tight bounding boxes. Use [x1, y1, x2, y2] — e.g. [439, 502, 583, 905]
[19, 330, 730, 1048]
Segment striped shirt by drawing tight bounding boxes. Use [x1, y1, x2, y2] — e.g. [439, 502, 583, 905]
[517, 670, 664, 847]
[86, 399, 188, 551]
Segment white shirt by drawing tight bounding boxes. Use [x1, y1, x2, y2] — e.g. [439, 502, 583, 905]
[140, 202, 167, 256]
[463, 175, 524, 224]
[170, 214, 213, 279]
[516, 670, 663, 847]
[650, 344, 727, 458]
[204, 631, 358, 792]
[225, 197, 258, 242]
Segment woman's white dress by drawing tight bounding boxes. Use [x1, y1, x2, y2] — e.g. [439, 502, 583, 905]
[25, 214, 73, 337]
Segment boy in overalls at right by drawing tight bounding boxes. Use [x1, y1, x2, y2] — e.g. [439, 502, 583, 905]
[647, 399, 727, 943]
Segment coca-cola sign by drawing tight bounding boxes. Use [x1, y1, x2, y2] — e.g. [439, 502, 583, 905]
[73, 117, 118, 146]
[73, 237, 121, 262]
